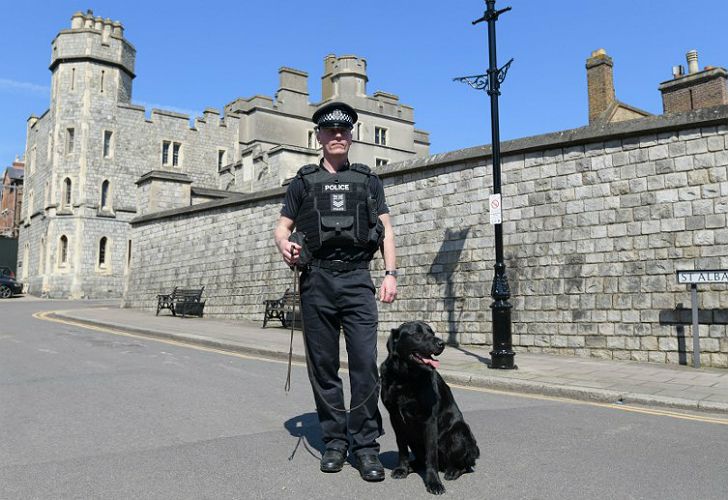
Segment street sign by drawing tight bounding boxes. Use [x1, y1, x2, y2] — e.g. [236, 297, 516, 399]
[489, 194, 502, 225]
[676, 269, 728, 284]
[675, 269, 728, 368]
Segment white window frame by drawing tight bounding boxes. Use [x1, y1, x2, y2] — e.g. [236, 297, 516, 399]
[162, 140, 182, 167]
[162, 140, 171, 165]
[374, 126, 388, 146]
[375, 157, 389, 167]
[172, 142, 181, 167]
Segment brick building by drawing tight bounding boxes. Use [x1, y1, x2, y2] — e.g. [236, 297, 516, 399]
[0, 159, 24, 238]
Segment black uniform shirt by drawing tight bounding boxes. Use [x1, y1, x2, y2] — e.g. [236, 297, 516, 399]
[281, 162, 389, 262]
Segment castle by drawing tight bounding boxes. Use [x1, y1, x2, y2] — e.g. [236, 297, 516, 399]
[17, 11, 429, 298]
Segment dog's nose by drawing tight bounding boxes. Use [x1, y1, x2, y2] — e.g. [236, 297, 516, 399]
[436, 339, 445, 349]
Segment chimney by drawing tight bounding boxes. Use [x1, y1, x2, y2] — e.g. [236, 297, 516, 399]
[586, 49, 615, 124]
[686, 50, 699, 74]
[275, 67, 309, 105]
[659, 50, 728, 114]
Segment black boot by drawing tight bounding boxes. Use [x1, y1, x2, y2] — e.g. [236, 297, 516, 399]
[356, 453, 385, 482]
[320, 449, 346, 473]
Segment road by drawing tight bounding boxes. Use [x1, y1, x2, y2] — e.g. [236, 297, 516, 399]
[2, 299, 728, 499]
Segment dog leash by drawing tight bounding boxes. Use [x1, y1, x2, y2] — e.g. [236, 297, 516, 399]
[283, 264, 380, 414]
[284, 266, 299, 392]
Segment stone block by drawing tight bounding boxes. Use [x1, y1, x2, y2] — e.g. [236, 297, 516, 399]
[648, 145, 669, 161]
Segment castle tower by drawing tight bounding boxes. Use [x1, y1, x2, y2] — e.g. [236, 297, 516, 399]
[19, 10, 137, 298]
[321, 55, 368, 101]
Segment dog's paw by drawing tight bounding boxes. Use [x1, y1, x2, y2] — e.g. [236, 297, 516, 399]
[426, 481, 446, 495]
[391, 467, 409, 479]
[444, 469, 464, 481]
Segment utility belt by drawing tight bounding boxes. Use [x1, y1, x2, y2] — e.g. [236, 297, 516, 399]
[309, 259, 369, 272]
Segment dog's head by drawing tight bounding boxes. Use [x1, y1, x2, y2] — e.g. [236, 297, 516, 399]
[387, 321, 445, 370]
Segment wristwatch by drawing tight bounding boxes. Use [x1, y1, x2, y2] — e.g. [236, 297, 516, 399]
[384, 270, 398, 277]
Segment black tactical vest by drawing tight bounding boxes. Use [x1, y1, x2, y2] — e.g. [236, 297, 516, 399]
[294, 163, 384, 258]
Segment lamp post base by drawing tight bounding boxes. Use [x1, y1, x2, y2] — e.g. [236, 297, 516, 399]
[489, 349, 517, 369]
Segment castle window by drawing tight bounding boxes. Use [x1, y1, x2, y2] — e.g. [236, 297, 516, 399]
[172, 142, 181, 167]
[71, 68, 75, 91]
[308, 130, 316, 149]
[162, 141, 170, 165]
[100, 180, 110, 210]
[103, 130, 113, 158]
[28, 146, 36, 175]
[375, 158, 389, 167]
[27, 190, 34, 222]
[356, 123, 362, 141]
[39, 237, 46, 274]
[100, 70, 105, 93]
[218, 149, 227, 169]
[59, 235, 68, 266]
[98, 237, 108, 266]
[162, 141, 182, 167]
[374, 127, 387, 146]
[22, 243, 29, 280]
[66, 128, 75, 154]
[47, 130, 53, 160]
[62, 177, 72, 208]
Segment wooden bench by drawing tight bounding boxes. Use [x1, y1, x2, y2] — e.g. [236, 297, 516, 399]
[156, 286, 206, 318]
[263, 288, 300, 328]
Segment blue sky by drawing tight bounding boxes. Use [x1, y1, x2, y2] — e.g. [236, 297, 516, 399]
[1, 0, 727, 164]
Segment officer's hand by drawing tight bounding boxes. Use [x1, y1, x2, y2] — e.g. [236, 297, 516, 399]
[278, 240, 302, 266]
[379, 275, 397, 303]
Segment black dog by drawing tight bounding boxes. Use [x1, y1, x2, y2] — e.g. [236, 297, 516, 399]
[380, 321, 480, 495]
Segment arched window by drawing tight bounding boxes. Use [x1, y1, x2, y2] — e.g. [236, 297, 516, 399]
[59, 235, 68, 265]
[100, 180, 110, 210]
[63, 178, 72, 208]
[98, 237, 108, 266]
[39, 237, 46, 274]
[22, 243, 29, 280]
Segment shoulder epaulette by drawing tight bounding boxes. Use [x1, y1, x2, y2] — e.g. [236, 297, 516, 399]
[350, 163, 372, 175]
[297, 164, 319, 177]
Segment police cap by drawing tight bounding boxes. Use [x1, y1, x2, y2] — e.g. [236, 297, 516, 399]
[312, 101, 358, 130]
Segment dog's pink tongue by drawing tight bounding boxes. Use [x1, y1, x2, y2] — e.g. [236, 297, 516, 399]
[423, 357, 440, 369]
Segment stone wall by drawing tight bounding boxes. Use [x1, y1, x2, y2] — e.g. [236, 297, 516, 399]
[124, 106, 728, 367]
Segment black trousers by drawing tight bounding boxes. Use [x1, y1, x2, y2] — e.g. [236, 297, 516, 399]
[299, 266, 383, 455]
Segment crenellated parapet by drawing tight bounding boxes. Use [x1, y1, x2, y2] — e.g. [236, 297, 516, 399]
[51, 9, 135, 80]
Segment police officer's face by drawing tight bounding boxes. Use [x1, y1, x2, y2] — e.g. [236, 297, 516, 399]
[317, 127, 352, 157]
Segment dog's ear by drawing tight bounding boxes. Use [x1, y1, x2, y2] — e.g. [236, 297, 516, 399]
[387, 328, 400, 355]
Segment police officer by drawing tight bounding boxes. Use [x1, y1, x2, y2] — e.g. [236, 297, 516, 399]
[274, 101, 397, 482]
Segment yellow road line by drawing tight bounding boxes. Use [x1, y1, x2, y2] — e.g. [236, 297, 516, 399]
[35, 310, 728, 426]
[447, 384, 728, 425]
[34, 310, 305, 367]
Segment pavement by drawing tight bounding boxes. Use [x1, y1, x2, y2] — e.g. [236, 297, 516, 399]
[44, 304, 728, 414]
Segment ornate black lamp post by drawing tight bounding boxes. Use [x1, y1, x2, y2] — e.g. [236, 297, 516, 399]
[454, 0, 516, 369]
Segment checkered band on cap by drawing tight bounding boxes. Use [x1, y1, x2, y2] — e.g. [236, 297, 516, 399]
[318, 109, 354, 126]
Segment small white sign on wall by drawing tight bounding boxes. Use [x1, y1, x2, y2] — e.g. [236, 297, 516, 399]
[489, 194, 502, 225]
